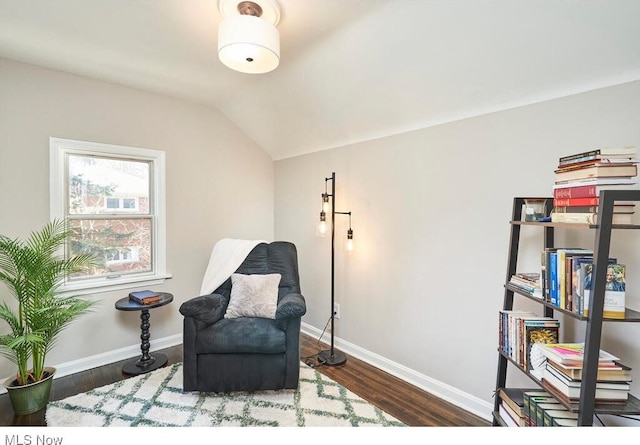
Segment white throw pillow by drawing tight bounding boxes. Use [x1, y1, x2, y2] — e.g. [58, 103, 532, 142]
[224, 273, 282, 319]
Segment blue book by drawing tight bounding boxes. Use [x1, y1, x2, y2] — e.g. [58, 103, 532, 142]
[129, 290, 160, 304]
[572, 256, 594, 315]
[549, 253, 558, 307]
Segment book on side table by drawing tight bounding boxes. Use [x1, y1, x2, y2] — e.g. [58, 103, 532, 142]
[129, 290, 161, 305]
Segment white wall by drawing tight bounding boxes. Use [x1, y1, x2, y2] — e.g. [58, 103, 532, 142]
[3, 55, 640, 425]
[0, 58, 274, 381]
[275, 80, 640, 421]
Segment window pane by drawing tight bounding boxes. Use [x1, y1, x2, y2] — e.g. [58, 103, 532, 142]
[68, 218, 152, 279]
[68, 155, 150, 215]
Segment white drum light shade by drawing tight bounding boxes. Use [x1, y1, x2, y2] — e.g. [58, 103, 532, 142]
[218, 14, 280, 74]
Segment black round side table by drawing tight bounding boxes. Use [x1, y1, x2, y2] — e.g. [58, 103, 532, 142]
[115, 292, 173, 375]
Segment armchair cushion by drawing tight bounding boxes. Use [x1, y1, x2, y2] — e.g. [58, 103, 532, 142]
[195, 317, 287, 354]
[224, 273, 281, 319]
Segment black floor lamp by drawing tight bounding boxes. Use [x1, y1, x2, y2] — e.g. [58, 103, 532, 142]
[317, 172, 353, 366]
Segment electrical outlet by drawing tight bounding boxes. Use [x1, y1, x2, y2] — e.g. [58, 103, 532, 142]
[333, 303, 340, 319]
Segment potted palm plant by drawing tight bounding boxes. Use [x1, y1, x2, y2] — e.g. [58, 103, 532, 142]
[0, 219, 98, 415]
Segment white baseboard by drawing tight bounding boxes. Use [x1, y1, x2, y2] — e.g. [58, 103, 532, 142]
[0, 333, 183, 395]
[300, 323, 493, 422]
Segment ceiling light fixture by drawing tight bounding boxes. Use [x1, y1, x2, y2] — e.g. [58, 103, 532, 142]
[217, 0, 281, 74]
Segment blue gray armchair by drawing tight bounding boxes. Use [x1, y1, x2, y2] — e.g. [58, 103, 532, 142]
[179, 241, 307, 392]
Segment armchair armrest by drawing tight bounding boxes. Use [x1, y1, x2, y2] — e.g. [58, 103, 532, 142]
[179, 293, 229, 326]
[276, 292, 306, 320]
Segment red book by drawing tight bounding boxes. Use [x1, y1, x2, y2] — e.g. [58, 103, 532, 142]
[554, 197, 598, 207]
[553, 185, 616, 199]
[553, 184, 634, 199]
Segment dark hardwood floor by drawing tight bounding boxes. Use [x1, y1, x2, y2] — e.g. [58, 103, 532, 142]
[0, 333, 490, 426]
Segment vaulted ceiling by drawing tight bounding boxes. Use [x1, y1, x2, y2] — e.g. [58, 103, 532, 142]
[1, 0, 639, 160]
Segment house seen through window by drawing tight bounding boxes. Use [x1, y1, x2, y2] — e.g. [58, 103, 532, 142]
[50, 138, 168, 293]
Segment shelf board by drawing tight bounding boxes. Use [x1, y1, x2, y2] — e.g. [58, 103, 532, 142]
[505, 284, 640, 322]
[511, 220, 640, 229]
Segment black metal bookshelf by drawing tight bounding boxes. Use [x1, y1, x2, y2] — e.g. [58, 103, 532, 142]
[494, 191, 640, 426]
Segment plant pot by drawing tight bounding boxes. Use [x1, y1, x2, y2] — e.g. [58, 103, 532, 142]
[2, 367, 56, 415]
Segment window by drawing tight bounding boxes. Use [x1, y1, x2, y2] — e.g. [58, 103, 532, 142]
[50, 138, 169, 294]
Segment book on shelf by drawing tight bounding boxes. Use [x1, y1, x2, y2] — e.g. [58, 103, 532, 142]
[553, 204, 635, 214]
[553, 417, 579, 426]
[555, 159, 638, 174]
[129, 290, 161, 304]
[543, 408, 579, 427]
[559, 147, 638, 164]
[552, 182, 638, 198]
[554, 163, 638, 183]
[527, 395, 558, 426]
[551, 211, 634, 225]
[553, 196, 636, 207]
[557, 249, 593, 310]
[545, 358, 632, 382]
[542, 379, 628, 407]
[498, 310, 536, 358]
[497, 387, 538, 420]
[508, 274, 542, 298]
[522, 390, 551, 426]
[542, 247, 560, 302]
[511, 313, 545, 365]
[498, 403, 520, 427]
[571, 256, 595, 315]
[534, 342, 620, 366]
[546, 362, 631, 389]
[553, 176, 638, 187]
[512, 314, 558, 368]
[522, 318, 560, 371]
[582, 263, 626, 319]
[513, 272, 541, 283]
[542, 365, 629, 401]
[573, 258, 618, 316]
[545, 248, 592, 308]
[500, 400, 526, 427]
[535, 401, 564, 427]
[558, 157, 639, 170]
[545, 359, 632, 387]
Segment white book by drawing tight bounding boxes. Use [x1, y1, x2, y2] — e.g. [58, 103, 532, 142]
[543, 366, 629, 400]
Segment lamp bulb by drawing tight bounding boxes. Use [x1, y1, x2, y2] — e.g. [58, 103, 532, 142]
[346, 228, 354, 251]
[318, 221, 327, 236]
[317, 212, 327, 236]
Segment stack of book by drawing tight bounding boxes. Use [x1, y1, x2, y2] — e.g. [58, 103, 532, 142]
[508, 272, 542, 298]
[497, 387, 538, 426]
[540, 248, 626, 319]
[551, 146, 638, 225]
[498, 310, 560, 372]
[535, 343, 632, 406]
[514, 389, 581, 426]
[129, 290, 161, 305]
[522, 390, 561, 426]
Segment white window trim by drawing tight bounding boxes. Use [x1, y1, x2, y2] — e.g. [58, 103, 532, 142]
[50, 137, 171, 296]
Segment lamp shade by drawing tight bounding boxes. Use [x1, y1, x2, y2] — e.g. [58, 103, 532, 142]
[218, 14, 280, 74]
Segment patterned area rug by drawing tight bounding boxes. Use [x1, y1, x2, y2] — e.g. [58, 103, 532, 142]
[45, 362, 405, 427]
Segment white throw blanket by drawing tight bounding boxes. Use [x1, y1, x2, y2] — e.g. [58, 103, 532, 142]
[199, 238, 266, 295]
